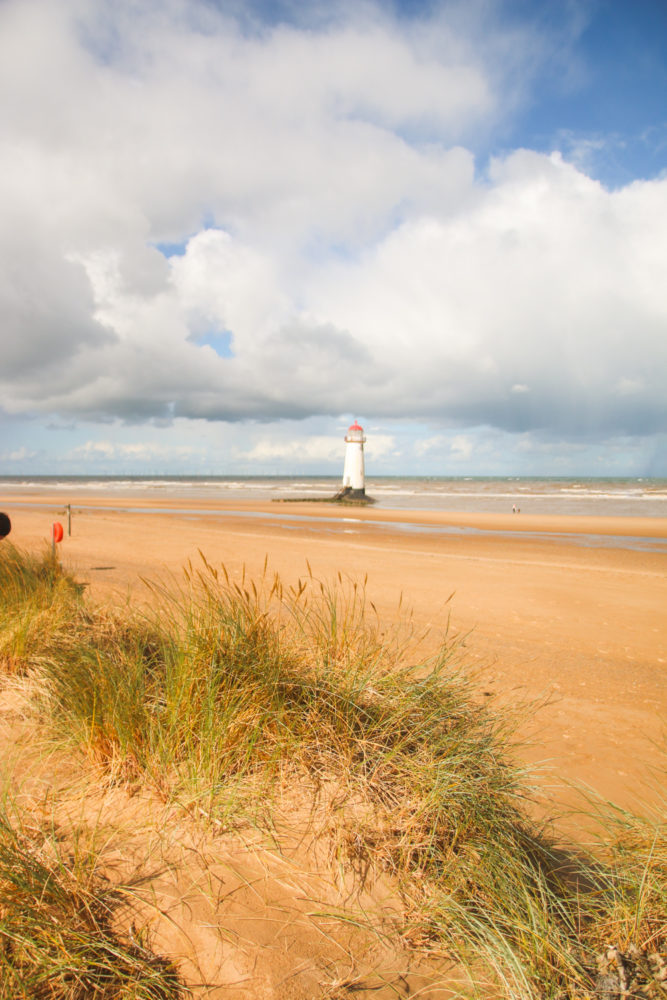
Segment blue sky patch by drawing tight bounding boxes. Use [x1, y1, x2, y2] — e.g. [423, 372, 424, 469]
[197, 330, 235, 358]
[154, 240, 188, 259]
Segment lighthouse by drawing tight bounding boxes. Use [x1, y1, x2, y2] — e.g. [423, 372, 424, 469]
[341, 420, 366, 499]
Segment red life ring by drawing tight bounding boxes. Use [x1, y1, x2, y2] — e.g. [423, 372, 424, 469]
[53, 522, 64, 543]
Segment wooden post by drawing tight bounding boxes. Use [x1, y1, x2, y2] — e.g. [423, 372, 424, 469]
[66, 504, 71, 536]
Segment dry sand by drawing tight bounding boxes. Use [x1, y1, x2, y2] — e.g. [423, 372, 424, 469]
[5, 493, 667, 813]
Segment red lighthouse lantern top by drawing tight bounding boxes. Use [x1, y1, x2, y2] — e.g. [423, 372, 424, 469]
[345, 420, 365, 444]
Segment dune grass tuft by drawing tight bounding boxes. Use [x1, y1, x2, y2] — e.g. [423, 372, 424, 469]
[0, 543, 86, 676]
[0, 799, 184, 999]
[0, 544, 665, 999]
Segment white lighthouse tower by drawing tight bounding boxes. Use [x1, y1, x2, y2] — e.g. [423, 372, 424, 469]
[341, 420, 366, 499]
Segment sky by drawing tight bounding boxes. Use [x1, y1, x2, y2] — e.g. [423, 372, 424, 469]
[1, 0, 666, 477]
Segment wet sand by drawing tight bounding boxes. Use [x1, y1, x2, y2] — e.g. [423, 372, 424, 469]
[4, 493, 667, 814]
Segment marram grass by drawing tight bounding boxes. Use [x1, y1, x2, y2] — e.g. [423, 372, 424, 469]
[0, 544, 86, 676]
[1, 544, 665, 999]
[0, 799, 183, 999]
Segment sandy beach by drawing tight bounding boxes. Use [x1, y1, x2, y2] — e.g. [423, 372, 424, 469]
[5, 493, 667, 814]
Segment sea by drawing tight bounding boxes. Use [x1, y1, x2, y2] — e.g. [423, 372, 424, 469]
[1, 476, 666, 518]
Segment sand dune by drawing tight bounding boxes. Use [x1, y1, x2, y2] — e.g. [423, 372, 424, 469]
[5, 494, 667, 812]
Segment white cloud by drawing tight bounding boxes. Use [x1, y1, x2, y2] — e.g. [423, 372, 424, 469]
[170, 230, 290, 346]
[364, 434, 396, 460]
[0, 0, 665, 474]
[70, 440, 203, 461]
[308, 152, 667, 435]
[615, 377, 644, 397]
[0, 447, 37, 462]
[239, 436, 344, 464]
[450, 435, 474, 460]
